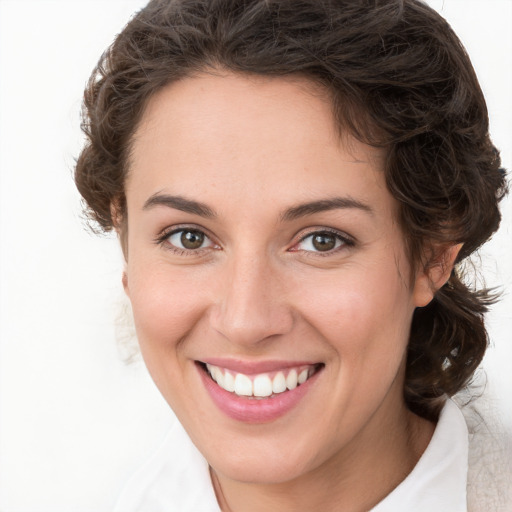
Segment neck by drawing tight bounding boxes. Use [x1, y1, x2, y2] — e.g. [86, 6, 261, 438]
[211, 398, 434, 512]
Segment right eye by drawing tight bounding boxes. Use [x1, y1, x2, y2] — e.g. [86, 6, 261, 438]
[166, 229, 214, 251]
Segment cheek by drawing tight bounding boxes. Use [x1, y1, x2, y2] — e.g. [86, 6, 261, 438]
[299, 262, 414, 359]
[126, 261, 207, 354]
[124, 262, 211, 414]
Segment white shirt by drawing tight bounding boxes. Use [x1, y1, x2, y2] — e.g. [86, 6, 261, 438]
[114, 399, 468, 512]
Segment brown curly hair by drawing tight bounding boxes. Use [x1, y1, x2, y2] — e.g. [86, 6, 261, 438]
[75, 0, 507, 421]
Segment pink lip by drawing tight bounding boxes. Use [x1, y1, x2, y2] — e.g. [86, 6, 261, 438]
[201, 358, 317, 375]
[197, 362, 323, 424]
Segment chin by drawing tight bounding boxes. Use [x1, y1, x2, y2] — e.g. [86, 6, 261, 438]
[212, 452, 313, 485]
[200, 427, 329, 485]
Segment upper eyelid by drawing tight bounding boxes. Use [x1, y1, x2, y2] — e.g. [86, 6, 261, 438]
[157, 224, 215, 241]
[295, 227, 354, 243]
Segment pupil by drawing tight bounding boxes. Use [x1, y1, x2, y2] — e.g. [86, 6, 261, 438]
[181, 230, 204, 249]
[312, 233, 336, 251]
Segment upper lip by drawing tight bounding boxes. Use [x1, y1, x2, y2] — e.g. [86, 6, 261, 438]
[198, 358, 320, 375]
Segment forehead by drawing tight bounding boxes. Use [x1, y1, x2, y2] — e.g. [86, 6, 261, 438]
[127, 72, 391, 217]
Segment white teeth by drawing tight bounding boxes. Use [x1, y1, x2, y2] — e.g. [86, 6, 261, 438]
[253, 375, 273, 397]
[205, 363, 317, 397]
[298, 369, 309, 384]
[286, 369, 298, 390]
[223, 371, 235, 392]
[272, 372, 287, 393]
[207, 364, 220, 383]
[216, 368, 225, 388]
[234, 373, 253, 396]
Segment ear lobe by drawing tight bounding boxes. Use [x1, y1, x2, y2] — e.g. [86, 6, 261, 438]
[413, 243, 463, 307]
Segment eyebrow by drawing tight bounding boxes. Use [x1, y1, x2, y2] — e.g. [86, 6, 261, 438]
[142, 193, 373, 221]
[143, 193, 217, 218]
[281, 197, 374, 221]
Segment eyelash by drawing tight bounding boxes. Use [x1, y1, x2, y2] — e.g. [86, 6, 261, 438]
[292, 228, 355, 256]
[155, 226, 355, 256]
[155, 226, 218, 256]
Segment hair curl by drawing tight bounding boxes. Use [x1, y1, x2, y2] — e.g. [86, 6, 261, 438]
[75, 0, 507, 421]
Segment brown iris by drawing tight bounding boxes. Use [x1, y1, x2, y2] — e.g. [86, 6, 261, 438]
[312, 233, 337, 251]
[180, 230, 205, 249]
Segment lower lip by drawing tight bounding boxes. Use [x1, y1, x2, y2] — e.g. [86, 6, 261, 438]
[197, 364, 321, 423]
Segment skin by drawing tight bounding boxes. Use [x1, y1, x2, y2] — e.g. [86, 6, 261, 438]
[122, 72, 456, 512]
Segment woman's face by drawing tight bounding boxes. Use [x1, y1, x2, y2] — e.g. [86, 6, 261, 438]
[123, 73, 433, 484]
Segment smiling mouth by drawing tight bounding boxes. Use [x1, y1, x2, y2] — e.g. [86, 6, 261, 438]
[198, 362, 324, 399]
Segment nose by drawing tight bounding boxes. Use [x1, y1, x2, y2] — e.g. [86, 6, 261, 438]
[209, 252, 294, 347]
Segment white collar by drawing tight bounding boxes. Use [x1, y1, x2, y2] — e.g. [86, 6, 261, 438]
[114, 399, 468, 512]
[371, 398, 468, 512]
[114, 420, 220, 511]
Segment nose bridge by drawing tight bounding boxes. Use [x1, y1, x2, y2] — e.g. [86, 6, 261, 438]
[211, 248, 293, 346]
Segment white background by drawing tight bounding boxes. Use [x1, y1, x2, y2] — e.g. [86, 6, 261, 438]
[0, 1, 510, 510]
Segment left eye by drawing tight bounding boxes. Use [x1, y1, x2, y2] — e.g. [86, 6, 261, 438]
[296, 232, 346, 253]
[167, 229, 214, 250]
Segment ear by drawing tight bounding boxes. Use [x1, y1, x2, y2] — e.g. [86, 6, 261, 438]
[122, 270, 130, 297]
[111, 200, 129, 261]
[413, 243, 463, 307]
[110, 199, 123, 231]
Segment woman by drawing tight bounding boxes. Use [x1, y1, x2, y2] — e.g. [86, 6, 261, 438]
[75, 0, 508, 510]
